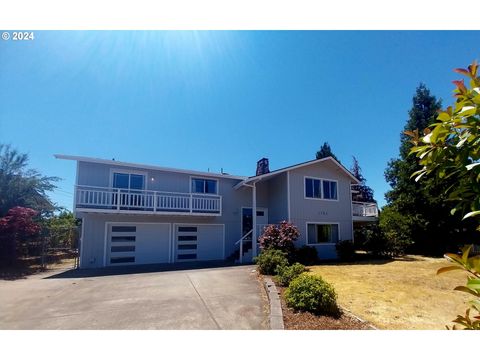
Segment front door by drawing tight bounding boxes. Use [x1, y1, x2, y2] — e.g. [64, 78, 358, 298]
[242, 207, 268, 239]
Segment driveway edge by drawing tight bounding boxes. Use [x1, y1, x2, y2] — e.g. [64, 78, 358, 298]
[263, 277, 284, 330]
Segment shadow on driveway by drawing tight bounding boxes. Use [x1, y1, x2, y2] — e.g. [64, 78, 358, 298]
[44, 260, 247, 279]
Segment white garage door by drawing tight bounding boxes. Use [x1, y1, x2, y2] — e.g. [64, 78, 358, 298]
[174, 224, 224, 262]
[107, 223, 171, 266]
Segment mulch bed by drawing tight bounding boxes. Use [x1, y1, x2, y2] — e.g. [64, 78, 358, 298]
[277, 285, 374, 330]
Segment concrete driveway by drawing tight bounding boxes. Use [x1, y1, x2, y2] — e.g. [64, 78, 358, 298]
[0, 264, 269, 329]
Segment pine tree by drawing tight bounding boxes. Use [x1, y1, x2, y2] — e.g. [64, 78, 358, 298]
[315, 142, 339, 162]
[351, 157, 375, 203]
[383, 84, 479, 255]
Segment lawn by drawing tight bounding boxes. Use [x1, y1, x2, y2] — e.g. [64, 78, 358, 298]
[309, 255, 472, 330]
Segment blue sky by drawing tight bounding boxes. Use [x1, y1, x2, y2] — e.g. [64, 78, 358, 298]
[1, 31, 479, 210]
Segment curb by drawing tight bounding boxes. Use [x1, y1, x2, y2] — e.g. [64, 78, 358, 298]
[263, 277, 285, 330]
[340, 306, 378, 330]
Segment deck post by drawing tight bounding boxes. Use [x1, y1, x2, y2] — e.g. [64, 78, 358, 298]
[252, 182, 257, 259]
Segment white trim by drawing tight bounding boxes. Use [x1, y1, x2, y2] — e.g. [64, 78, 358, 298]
[55, 154, 246, 180]
[234, 156, 359, 189]
[172, 223, 225, 262]
[104, 221, 172, 267]
[305, 222, 341, 245]
[350, 198, 355, 244]
[303, 176, 339, 202]
[287, 171, 291, 222]
[189, 175, 219, 195]
[73, 161, 79, 216]
[75, 208, 221, 217]
[78, 217, 84, 268]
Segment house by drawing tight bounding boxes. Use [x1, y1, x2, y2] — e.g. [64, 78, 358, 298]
[55, 154, 378, 268]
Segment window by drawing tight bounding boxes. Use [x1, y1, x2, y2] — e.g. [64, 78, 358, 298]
[307, 224, 339, 244]
[111, 226, 136, 232]
[178, 226, 197, 232]
[191, 178, 217, 194]
[305, 178, 338, 200]
[323, 180, 337, 200]
[305, 178, 321, 198]
[113, 172, 145, 190]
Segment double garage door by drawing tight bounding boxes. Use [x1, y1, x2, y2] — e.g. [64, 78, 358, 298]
[106, 223, 224, 266]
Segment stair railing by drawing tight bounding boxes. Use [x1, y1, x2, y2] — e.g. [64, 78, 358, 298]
[234, 229, 253, 264]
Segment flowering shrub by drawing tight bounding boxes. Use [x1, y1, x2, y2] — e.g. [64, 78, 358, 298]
[0, 206, 40, 266]
[258, 221, 299, 254]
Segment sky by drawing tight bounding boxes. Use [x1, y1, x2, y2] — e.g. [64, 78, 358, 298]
[1, 31, 479, 211]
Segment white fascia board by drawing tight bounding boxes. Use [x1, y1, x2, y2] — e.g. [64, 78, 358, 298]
[54, 154, 247, 181]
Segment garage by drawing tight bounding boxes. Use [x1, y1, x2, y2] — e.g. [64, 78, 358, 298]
[106, 223, 171, 266]
[174, 224, 224, 262]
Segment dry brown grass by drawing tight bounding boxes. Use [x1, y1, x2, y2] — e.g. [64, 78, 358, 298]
[309, 255, 471, 330]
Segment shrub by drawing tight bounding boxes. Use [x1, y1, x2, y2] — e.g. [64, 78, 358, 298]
[275, 262, 306, 287]
[253, 249, 288, 275]
[335, 240, 355, 261]
[258, 221, 299, 256]
[293, 245, 318, 265]
[284, 273, 339, 316]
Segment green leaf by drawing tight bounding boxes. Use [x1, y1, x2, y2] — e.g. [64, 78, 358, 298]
[458, 106, 476, 117]
[466, 163, 480, 170]
[467, 279, 480, 290]
[437, 112, 451, 121]
[463, 211, 480, 220]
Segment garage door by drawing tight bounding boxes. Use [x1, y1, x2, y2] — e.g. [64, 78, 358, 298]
[174, 224, 224, 262]
[107, 223, 171, 266]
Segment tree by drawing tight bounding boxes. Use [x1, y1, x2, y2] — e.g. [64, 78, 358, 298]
[43, 211, 79, 249]
[0, 206, 41, 266]
[408, 61, 480, 329]
[315, 142, 339, 162]
[350, 156, 375, 203]
[0, 144, 58, 217]
[383, 84, 477, 255]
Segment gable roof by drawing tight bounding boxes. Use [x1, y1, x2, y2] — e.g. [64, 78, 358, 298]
[234, 157, 359, 189]
[54, 154, 247, 180]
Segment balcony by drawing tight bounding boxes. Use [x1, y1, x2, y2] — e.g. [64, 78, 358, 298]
[75, 185, 222, 216]
[352, 201, 378, 221]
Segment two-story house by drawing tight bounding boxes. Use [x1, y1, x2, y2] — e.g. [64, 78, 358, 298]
[56, 154, 378, 268]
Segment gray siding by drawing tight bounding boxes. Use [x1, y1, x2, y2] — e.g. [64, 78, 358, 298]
[75, 158, 354, 267]
[265, 173, 288, 224]
[76, 160, 258, 267]
[288, 161, 353, 259]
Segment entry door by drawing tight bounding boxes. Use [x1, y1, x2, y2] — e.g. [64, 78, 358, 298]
[242, 207, 268, 239]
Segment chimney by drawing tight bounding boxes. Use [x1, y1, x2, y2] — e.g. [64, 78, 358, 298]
[256, 158, 270, 176]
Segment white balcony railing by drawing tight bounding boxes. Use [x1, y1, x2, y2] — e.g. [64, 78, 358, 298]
[352, 201, 378, 217]
[75, 185, 222, 215]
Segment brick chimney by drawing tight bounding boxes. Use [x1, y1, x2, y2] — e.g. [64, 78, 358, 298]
[256, 158, 270, 176]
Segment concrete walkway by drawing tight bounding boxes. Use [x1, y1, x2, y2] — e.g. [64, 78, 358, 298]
[0, 264, 269, 330]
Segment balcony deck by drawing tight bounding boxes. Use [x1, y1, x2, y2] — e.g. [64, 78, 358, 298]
[352, 201, 378, 222]
[75, 185, 222, 216]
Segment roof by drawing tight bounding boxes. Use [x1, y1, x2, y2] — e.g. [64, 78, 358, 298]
[234, 157, 360, 189]
[54, 154, 247, 180]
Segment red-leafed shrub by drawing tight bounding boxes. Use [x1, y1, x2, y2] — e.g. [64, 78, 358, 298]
[0, 207, 41, 266]
[259, 221, 299, 254]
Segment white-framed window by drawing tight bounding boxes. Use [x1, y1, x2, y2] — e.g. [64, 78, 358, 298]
[304, 177, 338, 200]
[191, 178, 218, 194]
[323, 180, 337, 200]
[112, 171, 145, 190]
[307, 223, 339, 244]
